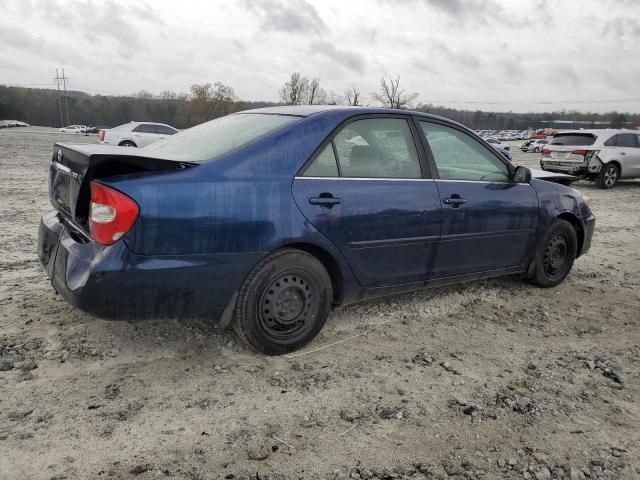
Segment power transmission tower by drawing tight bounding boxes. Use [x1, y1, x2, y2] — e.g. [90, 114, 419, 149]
[54, 68, 70, 126]
[54, 69, 64, 127]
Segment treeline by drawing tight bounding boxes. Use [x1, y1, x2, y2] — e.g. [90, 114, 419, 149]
[1, 76, 639, 130]
[0, 83, 272, 129]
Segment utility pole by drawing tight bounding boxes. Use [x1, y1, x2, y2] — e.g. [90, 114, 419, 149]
[54, 69, 64, 127]
[54, 68, 70, 126]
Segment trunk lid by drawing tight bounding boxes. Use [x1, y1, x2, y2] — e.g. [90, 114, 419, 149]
[49, 143, 194, 231]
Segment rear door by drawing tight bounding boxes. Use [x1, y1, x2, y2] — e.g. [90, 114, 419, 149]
[153, 124, 178, 141]
[292, 116, 442, 287]
[417, 120, 538, 278]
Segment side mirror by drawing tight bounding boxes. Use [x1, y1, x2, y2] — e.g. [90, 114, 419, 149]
[513, 165, 532, 184]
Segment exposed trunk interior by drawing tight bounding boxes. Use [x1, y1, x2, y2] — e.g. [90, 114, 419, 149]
[49, 143, 194, 231]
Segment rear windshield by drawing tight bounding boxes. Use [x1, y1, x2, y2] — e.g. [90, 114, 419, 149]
[143, 113, 299, 162]
[550, 133, 596, 146]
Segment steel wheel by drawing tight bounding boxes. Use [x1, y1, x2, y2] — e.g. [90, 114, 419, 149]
[258, 273, 315, 342]
[233, 249, 333, 355]
[543, 234, 568, 277]
[528, 219, 577, 288]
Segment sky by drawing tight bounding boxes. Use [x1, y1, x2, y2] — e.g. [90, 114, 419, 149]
[1, 0, 639, 113]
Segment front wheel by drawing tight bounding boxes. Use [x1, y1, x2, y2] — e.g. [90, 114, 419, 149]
[233, 249, 333, 355]
[595, 163, 619, 189]
[527, 219, 577, 288]
[119, 140, 137, 147]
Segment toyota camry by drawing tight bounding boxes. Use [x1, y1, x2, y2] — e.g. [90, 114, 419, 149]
[38, 106, 595, 355]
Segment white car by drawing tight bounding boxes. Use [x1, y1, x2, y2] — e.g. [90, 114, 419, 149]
[98, 121, 178, 148]
[60, 125, 83, 134]
[527, 139, 549, 153]
[541, 129, 640, 188]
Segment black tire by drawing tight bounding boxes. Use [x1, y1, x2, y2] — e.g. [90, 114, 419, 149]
[595, 163, 619, 189]
[233, 249, 333, 355]
[528, 219, 577, 288]
[119, 140, 137, 147]
[534, 147, 541, 153]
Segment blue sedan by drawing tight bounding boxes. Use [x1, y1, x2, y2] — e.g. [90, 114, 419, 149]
[38, 106, 595, 355]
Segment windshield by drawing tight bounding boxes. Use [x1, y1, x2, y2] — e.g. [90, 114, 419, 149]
[143, 113, 299, 162]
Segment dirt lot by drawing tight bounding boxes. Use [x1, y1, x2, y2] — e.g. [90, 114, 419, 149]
[1, 128, 638, 480]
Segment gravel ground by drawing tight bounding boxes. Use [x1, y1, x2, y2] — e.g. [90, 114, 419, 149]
[0, 127, 638, 480]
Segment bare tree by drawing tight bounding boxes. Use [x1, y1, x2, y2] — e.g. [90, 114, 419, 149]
[371, 76, 418, 109]
[344, 84, 361, 106]
[326, 91, 340, 105]
[307, 78, 320, 104]
[211, 82, 237, 104]
[279, 72, 309, 105]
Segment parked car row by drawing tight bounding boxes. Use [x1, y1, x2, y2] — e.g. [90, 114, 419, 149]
[476, 129, 536, 141]
[59, 125, 111, 134]
[521, 138, 550, 153]
[97, 121, 179, 147]
[0, 120, 29, 128]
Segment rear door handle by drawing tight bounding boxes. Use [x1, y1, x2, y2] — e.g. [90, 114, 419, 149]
[620, 151, 626, 156]
[309, 195, 341, 208]
[443, 196, 466, 207]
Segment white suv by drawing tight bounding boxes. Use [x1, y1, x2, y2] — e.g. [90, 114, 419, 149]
[98, 122, 178, 148]
[541, 129, 640, 188]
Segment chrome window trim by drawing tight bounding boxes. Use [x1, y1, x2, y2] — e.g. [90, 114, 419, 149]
[295, 176, 529, 185]
[295, 176, 433, 182]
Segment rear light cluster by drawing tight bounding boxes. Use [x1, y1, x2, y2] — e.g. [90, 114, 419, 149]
[89, 182, 139, 246]
[98, 130, 106, 141]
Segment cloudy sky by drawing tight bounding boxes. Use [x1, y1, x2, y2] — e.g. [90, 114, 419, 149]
[1, 0, 639, 112]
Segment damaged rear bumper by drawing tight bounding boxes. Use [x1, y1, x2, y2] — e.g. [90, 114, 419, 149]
[38, 210, 258, 324]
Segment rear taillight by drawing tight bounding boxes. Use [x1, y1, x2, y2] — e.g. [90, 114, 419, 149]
[89, 182, 139, 246]
[572, 149, 598, 161]
[98, 130, 105, 141]
[542, 148, 551, 157]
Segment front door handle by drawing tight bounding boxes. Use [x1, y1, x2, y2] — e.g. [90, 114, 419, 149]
[443, 195, 466, 208]
[620, 151, 626, 156]
[309, 194, 341, 208]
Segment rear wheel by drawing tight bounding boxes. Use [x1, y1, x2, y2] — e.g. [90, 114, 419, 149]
[595, 163, 619, 189]
[534, 146, 541, 153]
[527, 219, 577, 288]
[119, 140, 137, 147]
[233, 249, 333, 355]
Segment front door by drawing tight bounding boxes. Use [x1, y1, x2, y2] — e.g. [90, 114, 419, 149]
[417, 120, 539, 278]
[292, 117, 442, 287]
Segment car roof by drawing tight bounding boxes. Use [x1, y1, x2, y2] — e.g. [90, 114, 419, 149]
[238, 104, 464, 125]
[121, 121, 176, 128]
[554, 129, 634, 136]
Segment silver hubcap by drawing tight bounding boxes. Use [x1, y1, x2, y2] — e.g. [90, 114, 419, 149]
[604, 167, 617, 187]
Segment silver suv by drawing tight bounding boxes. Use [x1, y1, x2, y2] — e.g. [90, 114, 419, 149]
[540, 129, 640, 188]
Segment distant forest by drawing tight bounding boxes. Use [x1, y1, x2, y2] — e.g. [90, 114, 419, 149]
[1, 82, 638, 131]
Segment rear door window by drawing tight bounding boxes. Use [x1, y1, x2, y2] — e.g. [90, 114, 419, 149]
[332, 118, 422, 179]
[133, 124, 156, 134]
[154, 125, 177, 135]
[303, 144, 339, 177]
